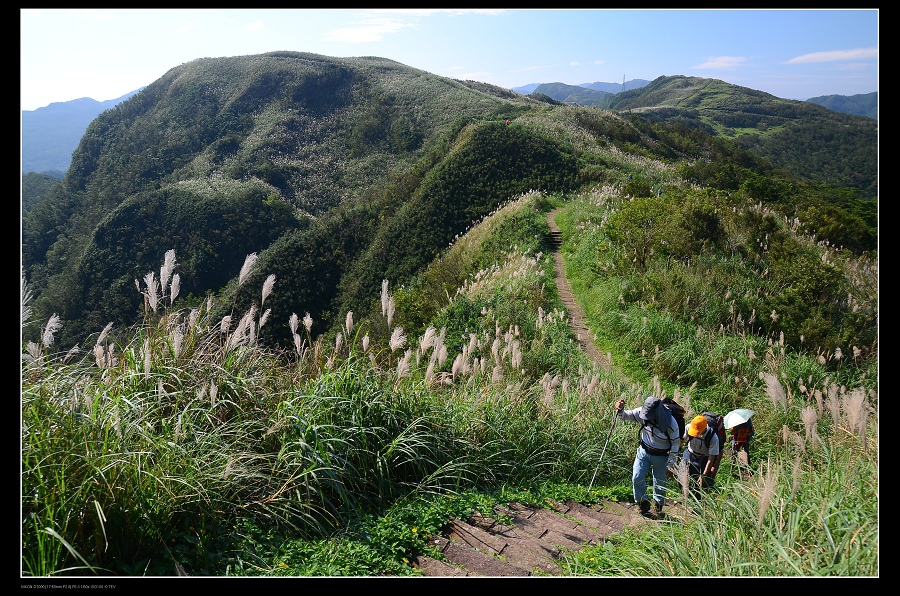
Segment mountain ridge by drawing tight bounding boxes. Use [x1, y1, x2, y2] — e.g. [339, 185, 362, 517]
[21, 53, 877, 351]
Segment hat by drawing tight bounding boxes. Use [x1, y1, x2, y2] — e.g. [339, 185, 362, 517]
[638, 396, 660, 422]
[688, 415, 708, 437]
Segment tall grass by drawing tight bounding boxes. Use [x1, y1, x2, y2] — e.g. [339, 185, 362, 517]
[21, 184, 876, 577]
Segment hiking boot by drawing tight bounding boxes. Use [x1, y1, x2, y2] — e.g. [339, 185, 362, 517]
[639, 499, 651, 514]
[655, 502, 664, 518]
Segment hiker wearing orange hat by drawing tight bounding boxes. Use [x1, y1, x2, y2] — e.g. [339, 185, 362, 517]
[682, 414, 721, 495]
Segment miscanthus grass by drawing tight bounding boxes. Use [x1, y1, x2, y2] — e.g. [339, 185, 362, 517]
[21, 186, 876, 577]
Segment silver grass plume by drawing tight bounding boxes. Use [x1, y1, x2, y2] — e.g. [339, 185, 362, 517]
[801, 406, 819, 449]
[144, 271, 159, 313]
[390, 326, 407, 352]
[757, 457, 778, 528]
[762, 372, 786, 409]
[239, 253, 258, 286]
[345, 311, 353, 336]
[173, 325, 184, 358]
[220, 315, 232, 336]
[289, 313, 299, 335]
[425, 357, 435, 386]
[396, 349, 412, 380]
[170, 273, 180, 305]
[303, 312, 313, 333]
[261, 274, 276, 306]
[420, 326, 436, 354]
[259, 308, 271, 330]
[21, 265, 33, 329]
[95, 322, 113, 347]
[381, 279, 389, 317]
[387, 296, 395, 328]
[362, 334, 370, 352]
[160, 249, 176, 296]
[843, 388, 869, 445]
[42, 314, 62, 348]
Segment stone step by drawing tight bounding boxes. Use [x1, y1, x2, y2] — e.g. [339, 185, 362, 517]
[411, 499, 660, 577]
[449, 519, 564, 576]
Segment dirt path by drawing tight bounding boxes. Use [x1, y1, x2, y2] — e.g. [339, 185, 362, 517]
[546, 208, 612, 373]
[405, 209, 688, 577]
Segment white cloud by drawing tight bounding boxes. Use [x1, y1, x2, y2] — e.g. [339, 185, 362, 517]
[244, 19, 264, 32]
[570, 61, 581, 67]
[785, 47, 877, 64]
[593, 60, 606, 66]
[324, 17, 412, 43]
[693, 56, 748, 70]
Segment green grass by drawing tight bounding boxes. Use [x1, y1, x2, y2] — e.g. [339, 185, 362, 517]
[21, 184, 877, 577]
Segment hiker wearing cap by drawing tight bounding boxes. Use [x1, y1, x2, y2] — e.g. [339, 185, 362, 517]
[615, 396, 681, 517]
[682, 415, 721, 494]
[724, 408, 756, 478]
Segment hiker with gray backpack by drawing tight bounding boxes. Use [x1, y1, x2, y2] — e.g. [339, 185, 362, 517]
[615, 396, 682, 518]
[682, 413, 723, 495]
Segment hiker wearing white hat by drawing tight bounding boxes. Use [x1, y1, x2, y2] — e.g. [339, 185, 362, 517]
[724, 408, 755, 478]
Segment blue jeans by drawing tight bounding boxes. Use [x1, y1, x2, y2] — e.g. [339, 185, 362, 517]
[632, 445, 669, 508]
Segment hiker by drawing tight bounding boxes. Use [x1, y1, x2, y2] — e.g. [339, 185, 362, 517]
[615, 396, 681, 517]
[724, 408, 755, 477]
[505, 118, 510, 125]
[700, 411, 727, 486]
[682, 415, 720, 495]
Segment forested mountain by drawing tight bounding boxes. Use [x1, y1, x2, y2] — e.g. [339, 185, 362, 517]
[511, 78, 650, 96]
[605, 76, 878, 198]
[805, 91, 877, 120]
[21, 172, 62, 218]
[21, 52, 877, 353]
[531, 82, 613, 107]
[21, 89, 142, 175]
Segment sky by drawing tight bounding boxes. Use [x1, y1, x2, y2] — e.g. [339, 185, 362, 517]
[20, 8, 879, 112]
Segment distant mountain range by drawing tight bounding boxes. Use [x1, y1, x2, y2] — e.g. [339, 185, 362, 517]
[511, 79, 651, 96]
[21, 79, 876, 177]
[21, 89, 143, 175]
[512, 80, 878, 120]
[805, 92, 877, 120]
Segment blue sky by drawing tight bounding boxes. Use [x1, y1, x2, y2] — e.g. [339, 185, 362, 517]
[20, 8, 878, 111]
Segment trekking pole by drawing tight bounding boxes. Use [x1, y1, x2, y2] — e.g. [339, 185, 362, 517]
[588, 406, 619, 492]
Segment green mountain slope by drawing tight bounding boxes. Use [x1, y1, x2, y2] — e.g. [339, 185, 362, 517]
[21, 90, 142, 175]
[532, 82, 613, 107]
[806, 91, 877, 120]
[21, 54, 877, 351]
[607, 76, 877, 197]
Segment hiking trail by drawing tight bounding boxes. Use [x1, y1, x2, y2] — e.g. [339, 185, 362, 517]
[545, 207, 612, 372]
[406, 208, 686, 577]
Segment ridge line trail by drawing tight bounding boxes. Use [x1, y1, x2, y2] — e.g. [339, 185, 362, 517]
[546, 208, 614, 374]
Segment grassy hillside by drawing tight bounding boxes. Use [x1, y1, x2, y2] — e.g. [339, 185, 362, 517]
[22, 54, 877, 360]
[806, 91, 877, 120]
[608, 76, 878, 197]
[22, 181, 877, 576]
